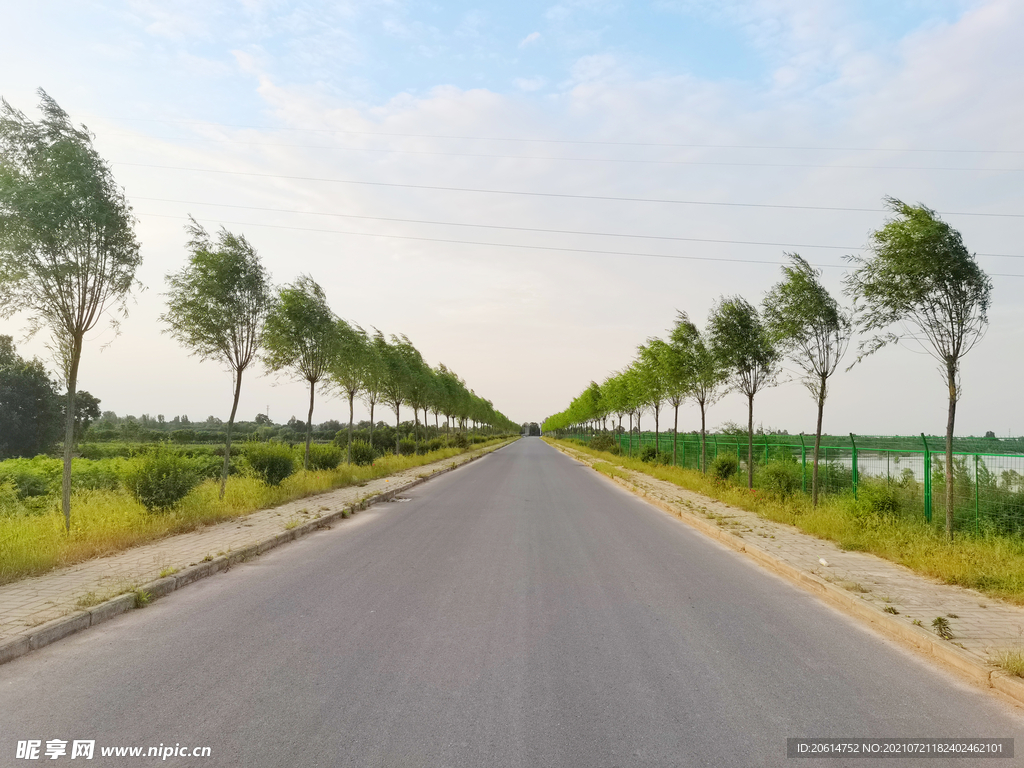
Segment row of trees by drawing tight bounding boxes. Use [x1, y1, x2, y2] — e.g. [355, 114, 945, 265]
[544, 199, 992, 540]
[0, 90, 514, 530]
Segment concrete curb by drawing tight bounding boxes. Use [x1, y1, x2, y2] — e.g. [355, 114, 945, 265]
[0, 440, 514, 669]
[552, 443, 1024, 708]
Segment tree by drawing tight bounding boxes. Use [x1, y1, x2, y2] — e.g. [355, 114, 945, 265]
[262, 275, 341, 470]
[0, 90, 141, 530]
[402, 347, 434, 452]
[669, 312, 726, 473]
[70, 390, 101, 447]
[845, 198, 992, 539]
[162, 217, 271, 498]
[764, 254, 851, 506]
[0, 336, 64, 459]
[360, 331, 388, 449]
[708, 296, 779, 488]
[644, 338, 684, 462]
[330, 321, 367, 464]
[377, 335, 413, 454]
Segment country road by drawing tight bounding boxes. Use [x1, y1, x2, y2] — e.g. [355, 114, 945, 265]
[2, 437, 1021, 767]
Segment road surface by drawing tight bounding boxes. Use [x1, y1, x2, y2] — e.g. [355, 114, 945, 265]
[2, 437, 1021, 766]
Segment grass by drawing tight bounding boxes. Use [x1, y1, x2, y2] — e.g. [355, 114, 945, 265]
[0, 438, 512, 585]
[549, 438, 1024, 605]
[992, 648, 1024, 677]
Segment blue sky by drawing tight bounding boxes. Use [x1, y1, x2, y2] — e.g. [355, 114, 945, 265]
[3, 0, 1023, 435]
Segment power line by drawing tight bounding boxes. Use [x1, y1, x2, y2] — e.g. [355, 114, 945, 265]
[131, 195, 1024, 259]
[90, 114, 1024, 154]
[136, 211, 1024, 278]
[113, 162, 1024, 218]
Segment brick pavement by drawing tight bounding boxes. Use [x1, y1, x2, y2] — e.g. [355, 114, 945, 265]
[0, 442, 507, 644]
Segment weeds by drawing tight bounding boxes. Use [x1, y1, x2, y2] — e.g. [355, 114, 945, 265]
[883, 606, 899, 614]
[932, 616, 954, 640]
[133, 589, 151, 608]
[992, 648, 1024, 677]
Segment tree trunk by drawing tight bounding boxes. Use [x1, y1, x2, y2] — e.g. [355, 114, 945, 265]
[812, 375, 826, 507]
[746, 392, 754, 489]
[60, 333, 84, 532]
[303, 379, 315, 470]
[946, 359, 957, 541]
[395, 403, 401, 455]
[347, 390, 355, 465]
[414, 407, 420, 453]
[221, 366, 243, 500]
[672, 403, 679, 466]
[368, 401, 375, 448]
[627, 412, 633, 457]
[699, 400, 707, 474]
[654, 405, 660, 458]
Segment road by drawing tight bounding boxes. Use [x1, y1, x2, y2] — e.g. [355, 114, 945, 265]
[2, 437, 1021, 767]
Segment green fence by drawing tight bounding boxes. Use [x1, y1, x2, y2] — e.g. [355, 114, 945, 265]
[563, 431, 1024, 537]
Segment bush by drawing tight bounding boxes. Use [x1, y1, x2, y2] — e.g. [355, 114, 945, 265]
[857, 482, 903, 518]
[710, 452, 739, 481]
[589, 434, 617, 453]
[397, 438, 416, 456]
[307, 443, 342, 471]
[426, 437, 445, 452]
[758, 459, 802, 500]
[244, 443, 296, 486]
[348, 440, 376, 466]
[120, 449, 201, 512]
[449, 432, 468, 449]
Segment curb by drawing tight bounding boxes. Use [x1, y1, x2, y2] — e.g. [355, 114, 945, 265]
[0, 440, 514, 669]
[552, 443, 1024, 708]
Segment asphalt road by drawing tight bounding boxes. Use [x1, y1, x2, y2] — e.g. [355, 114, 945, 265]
[2, 437, 1022, 767]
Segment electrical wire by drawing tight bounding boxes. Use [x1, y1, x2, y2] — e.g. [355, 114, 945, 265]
[113, 162, 1024, 218]
[135, 211, 1024, 278]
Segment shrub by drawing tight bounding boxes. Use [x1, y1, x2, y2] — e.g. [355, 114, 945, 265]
[710, 452, 739, 481]
[426, 438, 445, 452]
[758, 459, 802, 500]
[244, 443, 296, 486]
[397, 439, 416, 456]
[449, 432, 468, 449]
[589, 434, 617, 453]
[856, 482, 903, 518]
[348, 440, 376, 466]
[120, 449, 201, 512]
[307, 444, 342, 471]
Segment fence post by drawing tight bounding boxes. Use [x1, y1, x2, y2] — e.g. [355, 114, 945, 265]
[850, 433, 858, 501]
[764, 434, 769, 466]
[680, 435, 685, 468]
[799, 433, 807, 494]
[975, 453, 980, 535]
[921, 433, 932, 523]
[712, 433, 718, 462]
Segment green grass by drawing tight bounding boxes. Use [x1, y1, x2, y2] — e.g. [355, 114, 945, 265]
[549, 438, 1024, 605]
[992, 648, 1024, 677]
[0, 438, 512, 585]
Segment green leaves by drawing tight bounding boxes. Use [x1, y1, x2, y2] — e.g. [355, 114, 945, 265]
[162, 217, 271, 372]
[263, 274, 340, 386]
[707, 296, 779, 398]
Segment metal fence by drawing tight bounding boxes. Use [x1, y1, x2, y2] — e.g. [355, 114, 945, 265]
[563, 431, 1024, 536]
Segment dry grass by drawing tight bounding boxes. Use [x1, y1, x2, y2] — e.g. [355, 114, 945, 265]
[0, 439, 510, 585]
[549, 438, 1024, 605]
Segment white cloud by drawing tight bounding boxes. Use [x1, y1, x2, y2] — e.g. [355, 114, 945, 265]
[519, 31, 542, 48]
[514, 76, 547, 91]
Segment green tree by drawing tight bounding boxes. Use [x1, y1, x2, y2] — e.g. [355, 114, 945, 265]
[764, 254, 851, 506]
[162, 217, 271, 498]
[0, 91, 141, 530]
[708, 296, 779, 488]
[360, 331, 389, 449]
[669, 312, 726, 473]
[845, 198, 992, 539]
[0, 335, 64, 458]
[330, 321, 368, 464]
[377, 334, 414, 454]
[263, 275, 341, 470]
[69, 390, 101, 448]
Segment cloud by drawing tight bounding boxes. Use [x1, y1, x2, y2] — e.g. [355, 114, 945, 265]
[519, 31, 542, 48]
[514, 76, 547, 91]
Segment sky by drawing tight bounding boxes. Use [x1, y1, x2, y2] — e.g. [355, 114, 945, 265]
[2, 0, 1023, 437]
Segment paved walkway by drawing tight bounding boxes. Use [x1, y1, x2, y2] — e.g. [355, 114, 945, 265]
[0, 443, 507, 643]
[552, 442, 1024, 701]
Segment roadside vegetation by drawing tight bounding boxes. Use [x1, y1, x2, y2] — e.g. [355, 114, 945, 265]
[551, 437, 1024, 605]
[0, 436, 513, 584]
